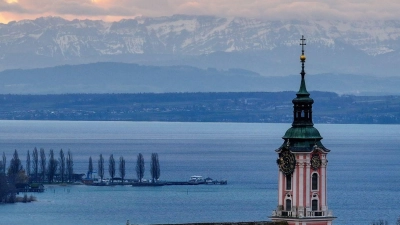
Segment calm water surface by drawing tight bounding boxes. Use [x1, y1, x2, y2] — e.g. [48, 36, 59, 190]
[0, 121, 399, 225]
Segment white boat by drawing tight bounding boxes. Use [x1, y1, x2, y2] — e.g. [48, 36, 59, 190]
[188, 175, 205, 184]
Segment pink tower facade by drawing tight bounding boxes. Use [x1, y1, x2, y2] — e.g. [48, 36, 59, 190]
[270, 36, 335, 225]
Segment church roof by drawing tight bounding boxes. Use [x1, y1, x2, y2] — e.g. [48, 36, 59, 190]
[278, 35, 329, 153]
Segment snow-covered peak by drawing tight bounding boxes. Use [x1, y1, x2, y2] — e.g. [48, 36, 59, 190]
[1, 15, 400, 74]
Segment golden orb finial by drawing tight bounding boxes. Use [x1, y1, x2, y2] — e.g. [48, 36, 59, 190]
[300, 54, 306, 62]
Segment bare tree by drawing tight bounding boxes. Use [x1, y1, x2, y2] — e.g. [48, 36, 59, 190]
[2, 152, 6, 174]
[0, 158, 9, 202]
[150, 153, 160, 182]
[7, 150, 23, 184]
[32, 147, 39, 183]
[396, 216, 400, 225]
[136, 153, 145, 182]
[88, 156, 93, 178]
[0, 159, 5, 202]
[66, 150, 73, 182]
[0, 170, 9, 202]
[59, 149, 65, 183]
[119, 156, 126, 183]
[47, 149, 58, 183]
[372, 220, 388, 225]
[0, 168, 17, 203]
[39, 148, 46, 182]
[109, 154, 115, 183]
[98, 154, 104, 183]
[26, 150, 31, 182]
[0, 161, 3, 175]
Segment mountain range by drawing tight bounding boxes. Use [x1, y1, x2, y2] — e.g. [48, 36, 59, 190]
[1, 15, 400, 77]
[0, 62, 399, 95]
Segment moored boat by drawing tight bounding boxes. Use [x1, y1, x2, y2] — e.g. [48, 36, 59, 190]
[188, 175, 205, 184]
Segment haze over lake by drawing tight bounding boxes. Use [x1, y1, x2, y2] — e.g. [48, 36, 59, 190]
[0, 121, 399, 225]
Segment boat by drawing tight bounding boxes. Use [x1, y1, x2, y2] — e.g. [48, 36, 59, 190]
[205, 177, 214, 184]
[188, 175, 205, 184]
[205, 177, 228, 185]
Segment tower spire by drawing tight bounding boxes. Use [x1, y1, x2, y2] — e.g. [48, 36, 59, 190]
[300, 35, 306, 78]
[281, 36, 324, 148]
[289, 35, 314, 128]
[298, 35, 308, 95]
[271, 35, 335, 225]
[270, 36, 335, 225]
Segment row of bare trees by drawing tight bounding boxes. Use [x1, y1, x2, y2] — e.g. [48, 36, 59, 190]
[136, 153, 160, 183]
[1, 148, 74, 185]
[371, 217, 400, 225]
[1, 148, 73, 203]
[0, 151, 20, 203]
[87, 154, 127, 183]
[27, 148, 74, 183]
[88, 153, 160, 183]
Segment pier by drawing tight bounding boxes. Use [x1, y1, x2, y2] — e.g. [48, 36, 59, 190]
[16, 183, 45, 193]
[132, 178, 228, 187]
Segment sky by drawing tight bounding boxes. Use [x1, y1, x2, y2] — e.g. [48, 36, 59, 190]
[1, 0, 400, 24]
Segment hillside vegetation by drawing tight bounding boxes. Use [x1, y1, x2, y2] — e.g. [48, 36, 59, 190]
[1, 92, 399, 124]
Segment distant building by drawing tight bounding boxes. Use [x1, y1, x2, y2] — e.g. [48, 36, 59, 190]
[270, 36, 335, 225]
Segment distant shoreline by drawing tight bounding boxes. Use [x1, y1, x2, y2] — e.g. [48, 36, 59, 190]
[0, 92, 399, 124]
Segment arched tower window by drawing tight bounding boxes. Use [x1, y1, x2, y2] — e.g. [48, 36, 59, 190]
[312, 199, 318, 211]
[286, 175, 292, 190]
[285, 199, 292, 211]
[312, 173, 318, 190]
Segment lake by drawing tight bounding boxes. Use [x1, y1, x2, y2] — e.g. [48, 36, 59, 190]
[0, 121, 399, 225]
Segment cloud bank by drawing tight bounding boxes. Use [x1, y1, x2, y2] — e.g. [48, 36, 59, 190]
[1, 0, 400, 24]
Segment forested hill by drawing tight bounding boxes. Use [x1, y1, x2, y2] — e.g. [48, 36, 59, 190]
[0, 92, 399, 124]
[1, 62, 400, 95]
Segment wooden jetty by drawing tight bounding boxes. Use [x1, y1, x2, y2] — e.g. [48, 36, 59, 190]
[132, 177, 228, 187]
[16, 183, 45, 193]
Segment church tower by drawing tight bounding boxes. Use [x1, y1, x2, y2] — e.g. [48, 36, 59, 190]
[270, 36, 335, 225]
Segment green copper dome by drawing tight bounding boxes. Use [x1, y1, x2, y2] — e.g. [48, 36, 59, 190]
[283, 126, 322, 140]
